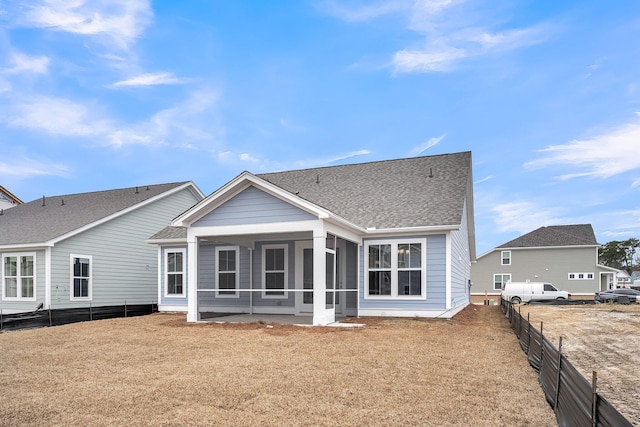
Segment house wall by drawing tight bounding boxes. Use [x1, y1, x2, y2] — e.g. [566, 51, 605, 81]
[450, 200, 471, 309]
[471, 246, 602, 296]
[193, 186, 316, 227]
[0, 249, 46, 313]
[48, 187, 201, 308]
[359, 234, 447, 314]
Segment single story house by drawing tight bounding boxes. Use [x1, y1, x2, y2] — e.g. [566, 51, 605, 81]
[471, 224, 617, 302]
[149, 152, 476, 325]
[0, 182, 203, 314]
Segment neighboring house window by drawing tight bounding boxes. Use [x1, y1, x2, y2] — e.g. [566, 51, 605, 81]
[501, 251, 511, 266]
[165, 250, 186, 298]
[3, 253, 36, 300]
[494, 274, 511, 291]
[71, 255, 92, 300]
[263, 244, 288, 298]
[568, 272, 594, 280]
[216, 246, 239, 298]
[365, 239, 426, 299]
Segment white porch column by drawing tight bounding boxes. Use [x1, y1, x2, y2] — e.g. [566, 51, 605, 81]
[186, 236, 199, 322]
[312, 226, 327, 326]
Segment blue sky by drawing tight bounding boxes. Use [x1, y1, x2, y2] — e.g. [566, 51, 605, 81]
[1, 0, 639, 254]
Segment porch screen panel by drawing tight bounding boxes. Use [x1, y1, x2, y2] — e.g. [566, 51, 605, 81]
[303, 248, 313, 304]
[265, 248, 285, 296]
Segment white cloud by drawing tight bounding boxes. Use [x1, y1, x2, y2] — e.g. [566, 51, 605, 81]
[319, 0, 409, 22]
[5, 52, 50, 74]
[22, 0, 153, 50]
[279, 118, 305, 132]
[240, 153, 260, 162]
[410, 134, 445, 156]
[526, 114, 640, 180]
[0, 158, 70, 178]
[632, 178, 640, 189]
[111, 72, 186, 88]
[6, 96, 112, 137]
[474, 175, 493, 185]
[491, 200, 563, 234]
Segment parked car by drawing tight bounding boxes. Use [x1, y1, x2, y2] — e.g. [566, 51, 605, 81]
[594, 289, 640, 304]
[501, 282, 570, 304]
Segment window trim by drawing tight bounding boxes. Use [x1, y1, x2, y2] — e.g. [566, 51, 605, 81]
[70, 254, 92, 301]
[262, 244, 288, 299]
[2, 252, 37, 301]
[364, 239, 427, 300]
[501, 250, 511, 266]
[215, 246, 240, 299]
[164, 249, 186, 298]
[493, 273, 511, 291]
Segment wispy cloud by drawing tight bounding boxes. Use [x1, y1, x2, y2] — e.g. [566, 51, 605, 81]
[491, 200, 563, 234]
[409, 134, 445, 156]
[525, 114, 640, 180]
[6, 96, 112, 137]
[21, 0, 153, 50]
[318, 0, 409, 22]
[279, 118, 305, 132]
[4, 52, 50, 74]
[474, 175, 493, 185]
[111, 72, 187, 88]
[0, 158, 70, 178]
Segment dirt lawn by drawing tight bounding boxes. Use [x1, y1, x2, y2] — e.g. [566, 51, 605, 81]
[519, 303, 640, 425]
[0, 305, 556, 426]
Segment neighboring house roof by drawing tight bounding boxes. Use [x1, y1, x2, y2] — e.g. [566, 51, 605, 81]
[0, 182, 199, 247]
[496, 224, 598, 249]
[0, 185, 23, 206]
[257, 151, 473, 230]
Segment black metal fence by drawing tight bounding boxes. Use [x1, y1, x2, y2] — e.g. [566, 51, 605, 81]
[501, 298, 632, 427]
[0, 303, 157, 332]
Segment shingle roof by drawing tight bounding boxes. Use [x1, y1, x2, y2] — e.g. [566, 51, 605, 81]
[0, 182, 191, 246]
[497, 224, 597, 248]
[149, 226, 187, 241]
[257, 151, 473, 230]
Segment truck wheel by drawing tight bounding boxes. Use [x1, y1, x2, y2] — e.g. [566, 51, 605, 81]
[556, 297, 565, 300]
[510, 296, 521, 304]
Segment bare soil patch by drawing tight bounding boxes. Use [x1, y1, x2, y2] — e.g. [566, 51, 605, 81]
[519, 303, 640, 425]
[0, 305, 556, 426]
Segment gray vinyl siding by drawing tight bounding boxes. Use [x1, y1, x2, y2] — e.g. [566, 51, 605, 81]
[0, 249, 45, 312]
[471, 246, 602, 295]
[359, 234, 447, 310]
[197, 240, 295, 310]
[160, 245, 188, 307]
[193, 186, 316, 227]
[450, 200, 471, 308]
[48, 188, 201, 308]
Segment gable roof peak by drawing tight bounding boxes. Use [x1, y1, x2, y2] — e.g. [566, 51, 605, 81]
[497, 224, 597, 249]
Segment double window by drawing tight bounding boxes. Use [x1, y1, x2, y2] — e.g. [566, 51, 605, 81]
[3, 253, 36, 300]
[216, 246, 239, 298]
[493, 273, 511, 290]
[165, 250, 186, 298]
[71, 255, 92, 300]
[262, 244, 288, 298]
[365, 240, 426, 299]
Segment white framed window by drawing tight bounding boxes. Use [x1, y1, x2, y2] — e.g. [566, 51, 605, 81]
[216, 246, 239, 298]
[568, 272, 594, 280]
[494, 273, 511, 290]
[262, 244, 288, 298]
[501, 251, 511, 266]
[2, 253, 36, 301]
[70, 254, 92, 300]
[365, 239, 426, 299]
[165, 249, 186, 298]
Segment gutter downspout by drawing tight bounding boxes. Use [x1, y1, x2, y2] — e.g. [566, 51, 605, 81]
[249, 248, 253, 315]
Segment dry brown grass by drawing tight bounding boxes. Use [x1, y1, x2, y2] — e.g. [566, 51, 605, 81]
[518, 303, 640, 425]
[0, 305, 556, 426]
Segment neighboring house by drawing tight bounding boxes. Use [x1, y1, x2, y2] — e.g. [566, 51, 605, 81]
[471, 224, 616, 302]
[0, 182, 204, 314]
[0, 185, 23, 210]
[149, 152, 476, 326]
[616, 270, 632, 287]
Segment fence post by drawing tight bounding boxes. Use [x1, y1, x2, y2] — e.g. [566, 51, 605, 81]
[90, 302, 93, 321]
[0, 308, 3, 331]
[124, 300, 127, 318]
[527, 312, 531, 352]
[48, 305, 52, 327]
[539, 321, 544, 379]
[592, 371, 598, 427]
[554, 336, 563, 412]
